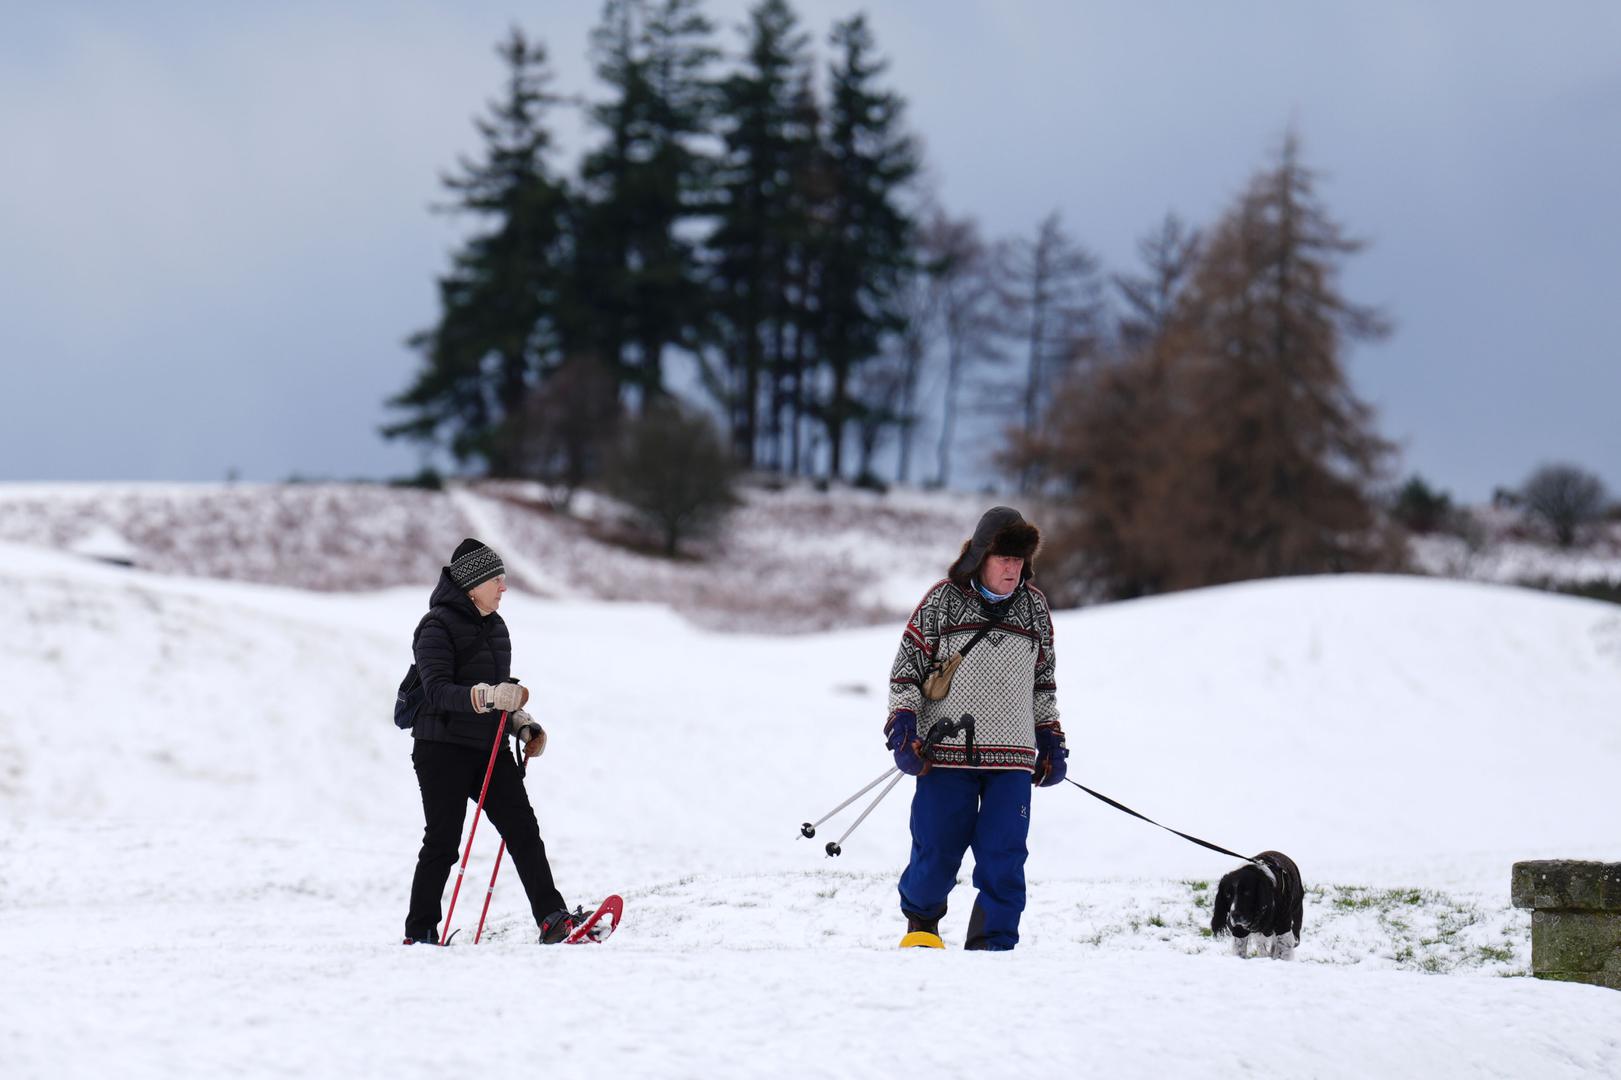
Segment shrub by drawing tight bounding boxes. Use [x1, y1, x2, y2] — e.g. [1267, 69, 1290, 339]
[600, 403, 739, 557]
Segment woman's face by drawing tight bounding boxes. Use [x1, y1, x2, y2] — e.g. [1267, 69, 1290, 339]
[468, 574, 507, 614]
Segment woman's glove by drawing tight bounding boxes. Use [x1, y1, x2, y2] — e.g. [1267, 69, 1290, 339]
[471, 682, 529, 713]
[1032, 725, 1068, 787]
[885, 710, 928, 776]
[509, 709, 547, 758]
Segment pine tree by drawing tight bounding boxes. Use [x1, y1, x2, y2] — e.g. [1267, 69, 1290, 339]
[384, 29, 572, 475]
[705, 0, 818, 469]
[811, 14, 918, 480]
[577, 0, 718, 410]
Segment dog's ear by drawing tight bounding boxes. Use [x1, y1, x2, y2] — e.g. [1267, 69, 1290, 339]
[1210, 875, 1232, 935]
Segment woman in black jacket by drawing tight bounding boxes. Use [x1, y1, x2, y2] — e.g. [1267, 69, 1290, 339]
[403, 538, 576, 944]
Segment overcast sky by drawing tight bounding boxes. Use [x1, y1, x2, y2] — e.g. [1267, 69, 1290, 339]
[3, 1, 1618, 501]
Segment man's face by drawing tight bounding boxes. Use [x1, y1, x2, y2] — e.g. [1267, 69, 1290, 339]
[981, 555, 1023, 594]
[469, 574, 507, 613]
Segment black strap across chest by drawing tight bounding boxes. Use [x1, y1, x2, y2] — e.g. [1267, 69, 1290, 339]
[953, 593, 1014, 660]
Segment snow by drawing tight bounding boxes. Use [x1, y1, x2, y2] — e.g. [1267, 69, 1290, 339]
[2, 541, 1620, 1077]
[0, 480, 979, 629]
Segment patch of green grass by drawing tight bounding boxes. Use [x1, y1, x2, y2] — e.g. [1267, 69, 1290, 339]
[1308, 883, 1527, 976]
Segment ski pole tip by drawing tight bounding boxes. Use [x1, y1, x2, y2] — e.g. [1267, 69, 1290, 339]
[800, 822, 817, 839]
[825, 842, 842, 857]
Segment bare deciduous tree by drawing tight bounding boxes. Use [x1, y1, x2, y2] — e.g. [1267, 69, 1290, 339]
[1008, 135, 1403, 600]
[513, 355, 621, 506]
[999, 211, 1106, 492]
[1114, 212, 1200, 353]
[926, 211, 1002, 488]
[1522, 463, 1608, 547]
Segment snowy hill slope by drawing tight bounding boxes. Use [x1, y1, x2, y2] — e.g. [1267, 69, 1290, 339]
[0, 480, 981, 630]
[1, 545, 1618, 1077]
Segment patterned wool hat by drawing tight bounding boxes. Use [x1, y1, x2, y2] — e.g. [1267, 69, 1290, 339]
[448, 538, 505, 591]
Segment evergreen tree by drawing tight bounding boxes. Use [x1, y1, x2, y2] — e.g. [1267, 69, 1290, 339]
[577, 0, 719, 410]
[384, 29, 572, 475]
[705, 0, 818, 469]
[810, 14, 918, 480]
[1390, 474, 1454, 535]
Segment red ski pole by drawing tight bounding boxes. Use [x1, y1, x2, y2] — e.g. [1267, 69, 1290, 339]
[440, 706, 510, 946]
[473, 839, 507, 944]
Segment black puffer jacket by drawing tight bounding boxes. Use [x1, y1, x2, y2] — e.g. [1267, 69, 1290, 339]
[411, 569, 514, 750]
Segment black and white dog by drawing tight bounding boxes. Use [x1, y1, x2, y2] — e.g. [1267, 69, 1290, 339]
[1210, 850, 1304, 960]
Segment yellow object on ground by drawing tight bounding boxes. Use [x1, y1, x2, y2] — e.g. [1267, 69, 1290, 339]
[899, 931, 945, 949]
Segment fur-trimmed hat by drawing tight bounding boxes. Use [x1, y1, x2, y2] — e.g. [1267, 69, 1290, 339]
[447, 538, 505, 591]
[948, 506, 1041, 586]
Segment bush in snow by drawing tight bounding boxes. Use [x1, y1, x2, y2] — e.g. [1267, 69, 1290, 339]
[600, 402, 739, 557]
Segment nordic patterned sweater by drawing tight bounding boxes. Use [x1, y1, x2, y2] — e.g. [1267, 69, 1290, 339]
[888, 579, 1061, 772]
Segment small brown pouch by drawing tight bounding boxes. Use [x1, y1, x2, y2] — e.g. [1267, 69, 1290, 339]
[921, 653, 963, 701]
[919, 602, 1007, 701]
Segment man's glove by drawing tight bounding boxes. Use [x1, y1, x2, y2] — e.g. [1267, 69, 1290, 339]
[885, 710, 929, 776]
[471, 682, 529, 713]
[1032, 725, 1068, 787]
[509, 709, 547, 758]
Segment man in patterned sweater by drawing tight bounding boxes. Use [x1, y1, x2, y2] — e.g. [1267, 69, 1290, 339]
[885, 506, 1067, 950]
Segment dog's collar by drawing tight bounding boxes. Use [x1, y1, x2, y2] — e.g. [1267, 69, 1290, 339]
[1252, 857, 1277, 888]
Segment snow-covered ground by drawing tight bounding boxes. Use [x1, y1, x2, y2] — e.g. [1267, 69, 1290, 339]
[9, 480, 1620, 617]
[2, 537, 1619, 1078]
[0, 480, 983, 630]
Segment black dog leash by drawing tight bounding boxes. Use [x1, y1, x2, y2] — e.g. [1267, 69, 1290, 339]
[1064, 778, 1256, 863]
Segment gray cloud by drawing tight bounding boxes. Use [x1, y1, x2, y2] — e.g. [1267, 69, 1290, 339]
[2, 1, 1617, 500]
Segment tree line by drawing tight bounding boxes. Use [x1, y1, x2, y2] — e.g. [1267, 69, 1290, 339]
[385, 0, 1451, 593]
[385, 0, 923, 490]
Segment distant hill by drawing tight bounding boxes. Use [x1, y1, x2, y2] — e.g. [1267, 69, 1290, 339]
[0, 480, 985, 631]
[1, 480, 1616, 631]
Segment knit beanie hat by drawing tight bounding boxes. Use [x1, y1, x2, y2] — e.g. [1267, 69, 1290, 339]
[448, 538, 505, 591]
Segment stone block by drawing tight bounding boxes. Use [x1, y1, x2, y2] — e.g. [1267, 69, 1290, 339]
[1511, 861, 1621, 913]
[1513, 860, 1621, 990]
[1530, 912, 1621, 973]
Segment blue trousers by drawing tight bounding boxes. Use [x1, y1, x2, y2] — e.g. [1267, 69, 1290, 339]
[897, 768, 1031, 950]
